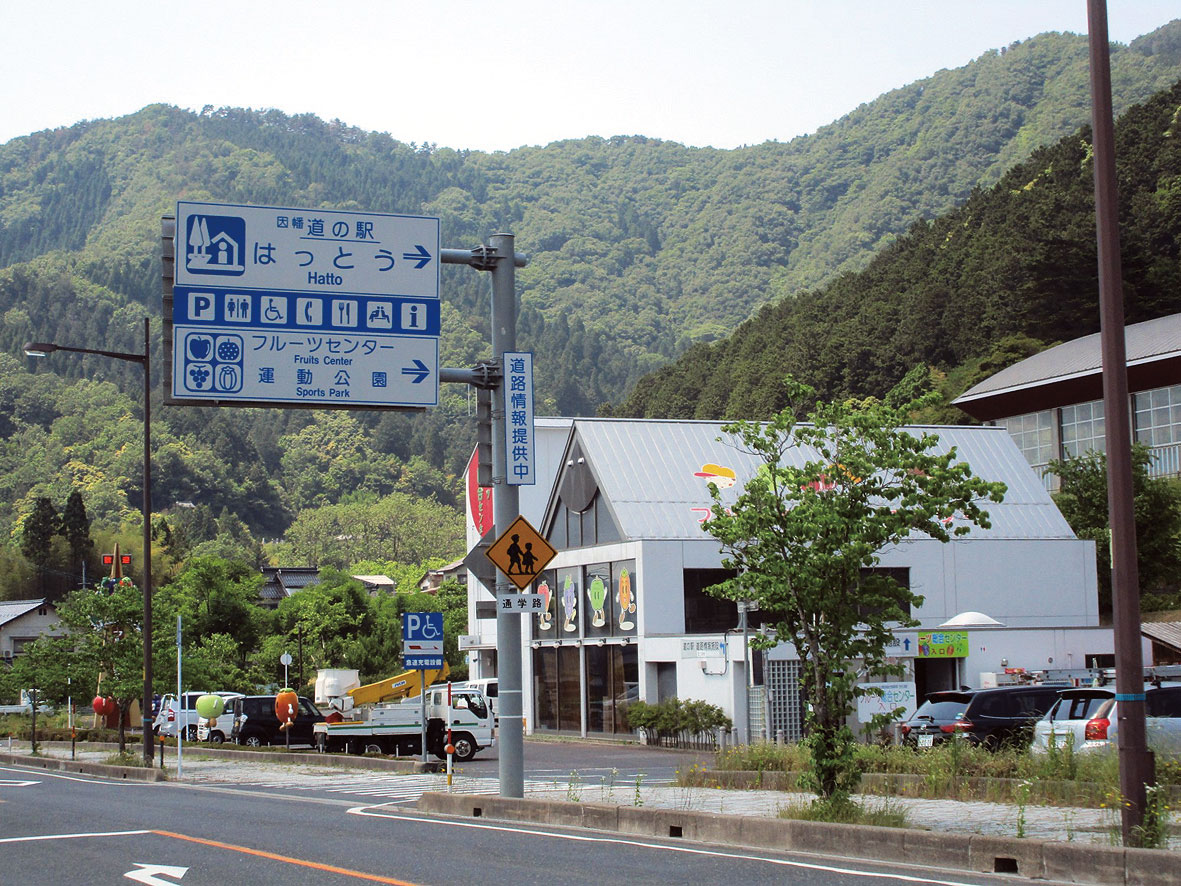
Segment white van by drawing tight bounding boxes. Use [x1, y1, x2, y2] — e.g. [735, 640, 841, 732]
[197, 693, 245, 744]
[154, 691, 242, 741]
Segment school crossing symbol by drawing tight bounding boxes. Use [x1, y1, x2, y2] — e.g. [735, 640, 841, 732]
[485, 515, 556, 590]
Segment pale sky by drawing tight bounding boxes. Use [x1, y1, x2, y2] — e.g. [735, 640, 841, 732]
[2, 1, 1177, 152]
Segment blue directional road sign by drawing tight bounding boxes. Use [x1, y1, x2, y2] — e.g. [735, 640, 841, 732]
[171, 201, 440, 409]
[403, 612, 444, 670]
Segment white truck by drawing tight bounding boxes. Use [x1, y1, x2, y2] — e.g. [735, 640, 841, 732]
[312, 668, 495, 761]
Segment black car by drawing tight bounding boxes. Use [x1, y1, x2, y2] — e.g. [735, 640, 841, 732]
[901, 686, 1062, 750]
[229, 695, 323, 747]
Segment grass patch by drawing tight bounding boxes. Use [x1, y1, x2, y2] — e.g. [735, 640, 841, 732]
[103, 750, 153, 768]
[706, 738, 1174, 808]
[778, 795, 909, 828]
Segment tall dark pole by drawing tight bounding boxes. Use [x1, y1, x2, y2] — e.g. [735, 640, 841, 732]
[141, 316, 154, 766]
[1087, 0, 1152, 844]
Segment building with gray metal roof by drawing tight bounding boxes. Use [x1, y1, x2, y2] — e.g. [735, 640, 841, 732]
[465, 418, 1117, 744]
[953, 312, 1181, 484]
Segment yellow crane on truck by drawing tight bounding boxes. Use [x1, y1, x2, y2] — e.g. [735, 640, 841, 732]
[347, 663, 450, 706]
[315, 664, 451, 713]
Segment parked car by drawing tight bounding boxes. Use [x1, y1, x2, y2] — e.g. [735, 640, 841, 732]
[901, 686, 1063, 749]
[196, 692, 245, 744]
[155, 691, 243, 740]
[229, 694, 324, 747]
[1033, 684, 1181, 754]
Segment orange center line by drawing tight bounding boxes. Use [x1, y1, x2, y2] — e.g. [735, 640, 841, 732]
[151, 830, 420, 885]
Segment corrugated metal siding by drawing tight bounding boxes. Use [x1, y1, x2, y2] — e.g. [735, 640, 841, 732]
[570, 419, 1075, 541]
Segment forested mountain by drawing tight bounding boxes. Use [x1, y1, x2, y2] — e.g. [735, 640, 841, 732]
[618, 79, 1181, 419]
[0, 23, 1179, 574]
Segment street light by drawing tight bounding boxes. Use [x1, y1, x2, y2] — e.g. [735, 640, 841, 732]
[24, 317, 154, 766]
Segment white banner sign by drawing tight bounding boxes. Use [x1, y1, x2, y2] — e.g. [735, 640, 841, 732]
[855, 681, 918, 723]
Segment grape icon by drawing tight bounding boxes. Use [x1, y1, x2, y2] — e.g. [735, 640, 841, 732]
[188, 366, 210, 389]
[216, 339, 241, 361]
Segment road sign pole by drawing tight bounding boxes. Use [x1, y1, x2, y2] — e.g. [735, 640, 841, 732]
[489, 232, 524, 799]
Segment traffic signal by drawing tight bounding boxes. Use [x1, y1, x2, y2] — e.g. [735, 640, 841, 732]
[476, 386, 493, 487]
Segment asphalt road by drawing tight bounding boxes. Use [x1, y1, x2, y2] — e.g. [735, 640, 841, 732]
[1, 754, 1056, 886]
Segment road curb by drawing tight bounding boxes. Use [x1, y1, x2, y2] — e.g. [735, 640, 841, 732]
[13, 740, 442, 773]
[415, 792, 1181, 883]
[0, 751, 166, 782]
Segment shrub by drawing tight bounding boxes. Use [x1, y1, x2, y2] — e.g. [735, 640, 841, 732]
[623, 697, 731, 747]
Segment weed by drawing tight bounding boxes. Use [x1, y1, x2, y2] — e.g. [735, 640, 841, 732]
[103, 750, 150, 767]
[633, 772, 645, 807]
[778, 795, 908, 828]
[566, 770, 583, 802]
[599, 767, 618, 803]
[1133, 783, 1171, 849]
[1015, 779, 1032, 838]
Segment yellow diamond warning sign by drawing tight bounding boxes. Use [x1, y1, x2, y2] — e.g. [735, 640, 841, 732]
[485, 515, 557, 590]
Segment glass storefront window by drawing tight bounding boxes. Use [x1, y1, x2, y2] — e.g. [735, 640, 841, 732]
[585, 563, 613, 638]
[533, 570, 559, 641]
[613, 560, 637, 635]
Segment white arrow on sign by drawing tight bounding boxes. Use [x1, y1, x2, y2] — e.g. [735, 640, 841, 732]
[124, 863, 188, 884]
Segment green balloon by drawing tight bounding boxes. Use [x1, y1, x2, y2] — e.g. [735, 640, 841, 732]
[195, 694, 225, 719]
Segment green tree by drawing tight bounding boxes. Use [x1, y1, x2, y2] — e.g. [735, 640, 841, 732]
[20, 496, 62, 599]
[37, 578, 150, 751]
[701, 378, 1005, 805]
[60, 489, 95, 589]
[1048, 445, 1181, 615]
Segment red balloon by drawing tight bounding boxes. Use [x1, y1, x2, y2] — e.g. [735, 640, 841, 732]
[92, 695, 105, 713]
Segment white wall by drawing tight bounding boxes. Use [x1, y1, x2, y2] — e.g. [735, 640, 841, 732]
[878, 536, 1100, 628]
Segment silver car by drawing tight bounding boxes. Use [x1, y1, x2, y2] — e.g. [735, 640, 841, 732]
[1033, 685, 1181, 754]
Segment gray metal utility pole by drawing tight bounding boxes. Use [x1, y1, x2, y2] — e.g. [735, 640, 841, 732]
[441, 235, 527, 798]
[1087, 0, 1152, 844]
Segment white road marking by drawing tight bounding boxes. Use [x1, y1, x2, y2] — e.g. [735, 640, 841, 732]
[0, 829, 151, 844]
[124, 862, 188, 884]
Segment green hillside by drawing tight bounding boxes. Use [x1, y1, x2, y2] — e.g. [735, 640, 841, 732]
[618, 79, 1181, 419]
[0, 23, 1179, 586]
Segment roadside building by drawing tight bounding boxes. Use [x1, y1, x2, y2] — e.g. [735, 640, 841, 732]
[0, 599, 63, 664]
[257, 568, 396, 608]
[465, 418, 1115, 743]
[952, 311, 1181, 486]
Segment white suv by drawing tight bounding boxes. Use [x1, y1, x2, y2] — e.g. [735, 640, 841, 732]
[1033, 685, 1181, 753]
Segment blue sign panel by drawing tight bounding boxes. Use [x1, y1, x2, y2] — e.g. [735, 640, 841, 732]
[504, 351, 535, 485]
[172, 201, 440, 409]
[402, 612, 444, 670]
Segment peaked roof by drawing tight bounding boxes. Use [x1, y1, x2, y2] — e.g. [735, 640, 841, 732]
[953, 312, 1181, 421]
[0, 599, 51, 627]
[549, 419, 1076, 542]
